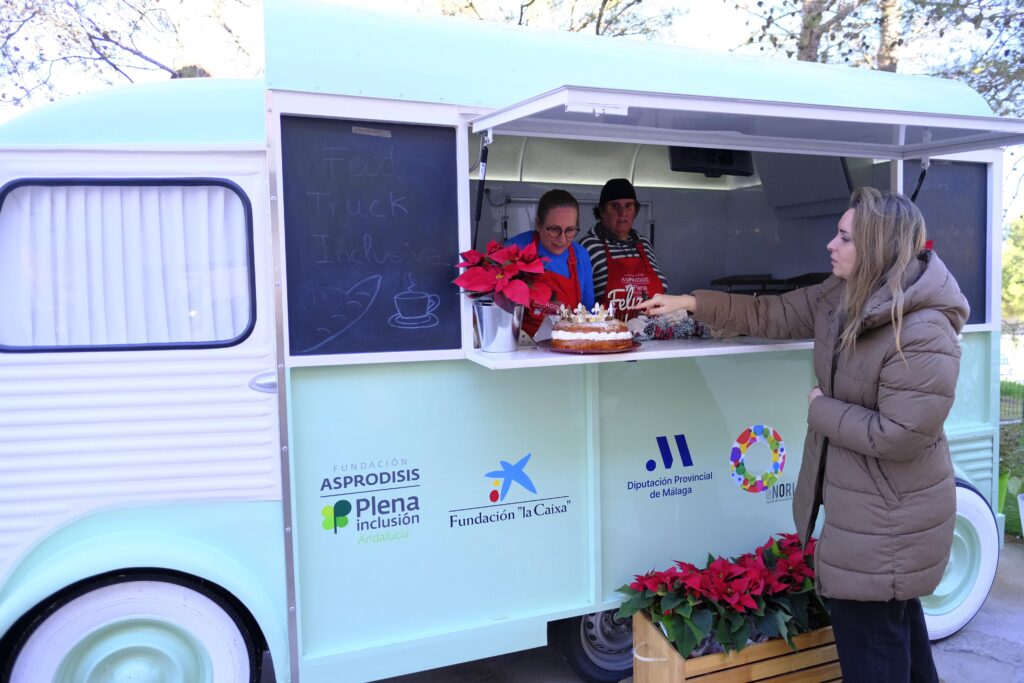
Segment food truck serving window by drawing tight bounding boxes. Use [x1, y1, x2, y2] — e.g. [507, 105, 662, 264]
[0, 179, 256, 352]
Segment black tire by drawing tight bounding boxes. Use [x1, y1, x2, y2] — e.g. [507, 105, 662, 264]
[550, 610, 633, 683]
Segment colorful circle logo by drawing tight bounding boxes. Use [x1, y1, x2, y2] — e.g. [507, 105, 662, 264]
[729, 424, 785, 493]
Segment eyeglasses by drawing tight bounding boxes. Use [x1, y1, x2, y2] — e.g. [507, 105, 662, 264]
[543, 226, 579, 238]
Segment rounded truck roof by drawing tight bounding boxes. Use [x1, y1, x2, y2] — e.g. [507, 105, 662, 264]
[0, 3, 997, 147]
[267, 2, 993, 117]
[0, 78, 265, 146]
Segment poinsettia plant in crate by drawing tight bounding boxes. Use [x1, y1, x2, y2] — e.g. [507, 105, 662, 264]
[453, 240, 551, 314]
[616, 533, 829, 659]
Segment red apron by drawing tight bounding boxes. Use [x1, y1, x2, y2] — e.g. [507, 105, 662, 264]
[522, 234, 582, 337]
[601, 237, 665, 320]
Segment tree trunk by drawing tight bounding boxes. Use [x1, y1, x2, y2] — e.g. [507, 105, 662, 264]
[877, 0, 900, 71]
[797, 0, 827, 62]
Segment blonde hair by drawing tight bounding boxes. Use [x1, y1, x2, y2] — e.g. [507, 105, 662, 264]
[837, 187, 926, 356]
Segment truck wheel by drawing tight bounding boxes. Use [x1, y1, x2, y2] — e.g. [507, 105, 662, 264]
[550, 611, 633, 683]
[5, 577, 259, 683]
[921, 480, 1000, 640]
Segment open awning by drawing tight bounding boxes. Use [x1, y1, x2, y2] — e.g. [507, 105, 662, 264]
[470, 86, 1024, 160]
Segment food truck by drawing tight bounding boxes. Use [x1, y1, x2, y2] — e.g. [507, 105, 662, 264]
[1, 2, 1022, 682]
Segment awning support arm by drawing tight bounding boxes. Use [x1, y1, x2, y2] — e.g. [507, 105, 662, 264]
[910, 130, 932, 202]
[473, 130, 493, 249]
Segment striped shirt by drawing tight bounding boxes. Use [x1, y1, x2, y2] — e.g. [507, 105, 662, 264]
[579, 223, 669, 304]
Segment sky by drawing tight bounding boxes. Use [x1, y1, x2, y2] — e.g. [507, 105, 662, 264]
[1, 0, 1021, 220]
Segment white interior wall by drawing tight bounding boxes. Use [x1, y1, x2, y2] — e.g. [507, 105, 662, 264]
[472, 180, 838, 296]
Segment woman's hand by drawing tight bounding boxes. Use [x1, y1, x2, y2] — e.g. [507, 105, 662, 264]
[636, 293, 696, 317]
[808, 386, 824, 405]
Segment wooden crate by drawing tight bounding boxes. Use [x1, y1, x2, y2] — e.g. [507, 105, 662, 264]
[632, 612, 842, 682]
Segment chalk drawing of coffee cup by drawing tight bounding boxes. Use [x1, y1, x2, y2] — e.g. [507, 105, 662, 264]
[389, 289, 440, 329]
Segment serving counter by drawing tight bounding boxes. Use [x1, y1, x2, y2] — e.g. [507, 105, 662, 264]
[466, 335, 814, 370]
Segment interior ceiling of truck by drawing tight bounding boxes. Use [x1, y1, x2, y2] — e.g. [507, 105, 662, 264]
[468, 133, 764, 190]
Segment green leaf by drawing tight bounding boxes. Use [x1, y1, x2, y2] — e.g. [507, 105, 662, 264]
[689, 608, 714, 640]
[732, 619, 752, 652]
[754, 612, 782, 639]
[785, 592, 811, 629]
[661, 592, 686, 612]
[674, 624, 700, 660]
[615, 592, 652, 619]
[714, 617, 733, 650]
[727, 611, 746, 633]
[771, 594, 794, 616]
[662, 613, 684, 644]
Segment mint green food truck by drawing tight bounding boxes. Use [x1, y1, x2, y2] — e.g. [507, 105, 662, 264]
[1, 2, 1022, 682]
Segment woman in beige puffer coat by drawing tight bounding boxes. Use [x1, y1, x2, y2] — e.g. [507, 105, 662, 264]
[639, 187, 968, 683]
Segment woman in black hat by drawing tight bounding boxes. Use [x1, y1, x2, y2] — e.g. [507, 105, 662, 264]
[579, 178, 669, 317]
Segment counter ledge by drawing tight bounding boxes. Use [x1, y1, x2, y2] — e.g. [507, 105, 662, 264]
[466, 336, 813, 370]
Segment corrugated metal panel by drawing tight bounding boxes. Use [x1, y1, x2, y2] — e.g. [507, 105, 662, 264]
[949, 433, 997, 504]
[0, 348, 280, 575]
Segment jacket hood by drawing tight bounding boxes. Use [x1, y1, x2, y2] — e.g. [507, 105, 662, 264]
[859, 251, 969, 334]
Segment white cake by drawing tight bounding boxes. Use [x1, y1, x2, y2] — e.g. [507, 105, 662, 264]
[551, 304, 633, 352]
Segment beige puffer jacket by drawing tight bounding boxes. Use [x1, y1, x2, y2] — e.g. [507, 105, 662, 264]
[694, 252, 968, 601]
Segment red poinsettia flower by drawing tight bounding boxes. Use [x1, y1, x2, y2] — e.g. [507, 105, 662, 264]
[734, 553, 770, 597]
[630, 570, 672, 594]
[514, 241, 547, 275]
[453, 240, 550, 310]
[773, 548, 814, 587]
[615, 533, 827, 659]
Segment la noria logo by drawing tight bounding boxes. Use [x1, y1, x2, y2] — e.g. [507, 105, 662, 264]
[730, 424, 786, 493]
[322, 499, 353, 533]
[485, 453, 537, 503]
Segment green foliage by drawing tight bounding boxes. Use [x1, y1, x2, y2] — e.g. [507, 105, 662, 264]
[734, 1, 1024, 119]
[1004, 218, 1024, 322]
[1006, 484, 1022, 537]
[1000, 418, 1024, 472]
[999, 421, 1024, 536]
[1000, 379, 1024, 422]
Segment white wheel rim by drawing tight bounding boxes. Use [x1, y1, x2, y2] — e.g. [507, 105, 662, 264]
[10, 580, 251, 683]
[921, 485, 999, 640]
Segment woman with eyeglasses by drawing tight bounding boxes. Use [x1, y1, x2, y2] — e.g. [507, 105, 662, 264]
[579, 178, 668, 316]
[505, 189, 595, 337]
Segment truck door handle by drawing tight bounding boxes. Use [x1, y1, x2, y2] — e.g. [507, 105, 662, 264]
[249, 372, 279, 394]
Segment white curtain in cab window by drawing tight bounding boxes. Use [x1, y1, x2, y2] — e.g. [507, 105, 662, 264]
[0, 184, 250, 348]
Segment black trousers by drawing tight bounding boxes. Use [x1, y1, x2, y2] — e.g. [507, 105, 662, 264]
[829, 597, 939, 683]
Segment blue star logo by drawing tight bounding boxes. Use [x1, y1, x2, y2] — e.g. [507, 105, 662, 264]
[485, 453, 537, 502]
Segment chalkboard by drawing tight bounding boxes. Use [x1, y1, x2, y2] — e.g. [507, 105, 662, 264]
[873, 160, 987, 325]
[281, 116, 461, 355]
